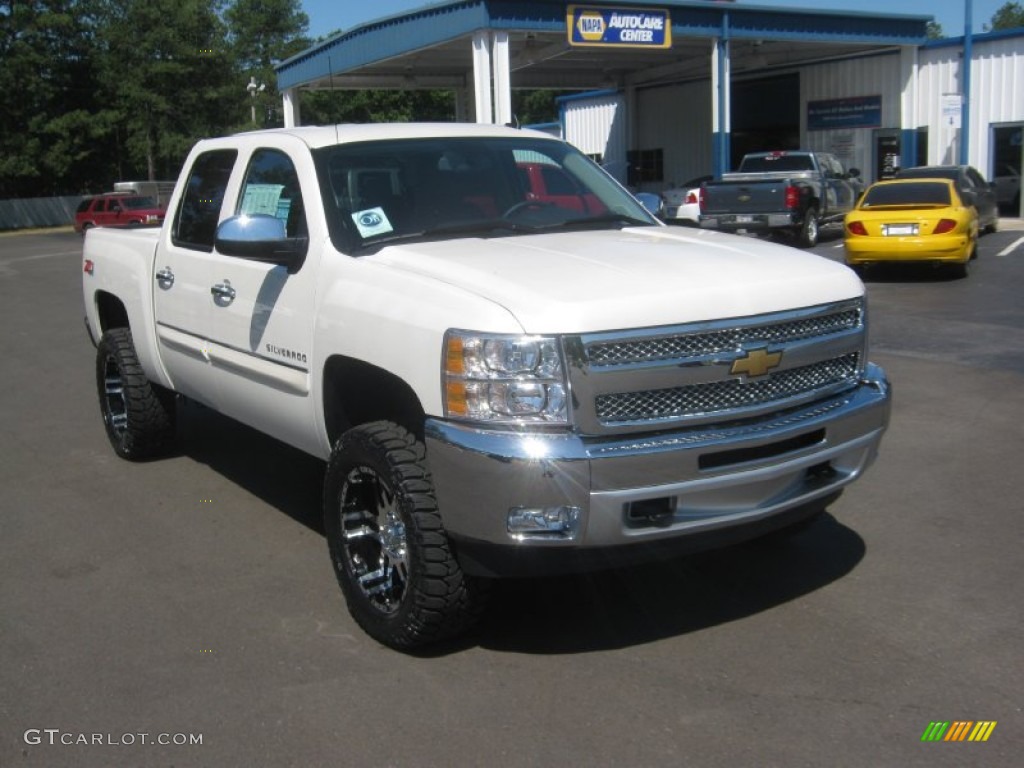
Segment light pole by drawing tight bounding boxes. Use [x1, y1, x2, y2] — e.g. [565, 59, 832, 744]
[247, 76, 266, 126]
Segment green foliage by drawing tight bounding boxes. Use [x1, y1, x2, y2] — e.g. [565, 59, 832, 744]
[0, 0, 110, 195]
[985, 2, 1024, 31]
[225, 0, 309, 128]
[301, 90, 456, 125]
[513, 90, 570, 126]
[926, 21, 944, 40]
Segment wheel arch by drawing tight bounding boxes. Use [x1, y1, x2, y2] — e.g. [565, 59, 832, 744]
[94, 290, 130, 334]
[322, 355, 427, 446]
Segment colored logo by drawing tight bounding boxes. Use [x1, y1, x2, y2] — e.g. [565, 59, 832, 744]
[358, 211, 383, 227]
[576, 11, 606, 41]
[921, 721, 997, 742]
[730, 348, 783, 378]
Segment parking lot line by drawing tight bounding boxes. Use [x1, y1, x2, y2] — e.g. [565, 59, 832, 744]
[997, 236, 1024, 257]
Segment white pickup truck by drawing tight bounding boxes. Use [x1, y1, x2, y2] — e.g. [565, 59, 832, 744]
[83, 123, 890, 649]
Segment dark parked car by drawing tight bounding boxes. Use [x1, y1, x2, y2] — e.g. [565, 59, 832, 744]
[894, 165, 999, 233]
[993, 162, 1020, 213]
[74, 193, 166, 234]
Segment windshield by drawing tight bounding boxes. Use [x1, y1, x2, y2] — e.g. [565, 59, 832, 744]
[313, 136, 656, 254]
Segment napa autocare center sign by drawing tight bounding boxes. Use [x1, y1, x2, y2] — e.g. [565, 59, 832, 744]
[567, 6, 672, 48]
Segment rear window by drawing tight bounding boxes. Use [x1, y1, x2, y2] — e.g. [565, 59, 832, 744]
[861, 182, 952, 207]
[738, 154, 815, 173]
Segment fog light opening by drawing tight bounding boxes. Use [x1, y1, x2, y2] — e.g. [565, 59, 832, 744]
[507, 506, 581, 539]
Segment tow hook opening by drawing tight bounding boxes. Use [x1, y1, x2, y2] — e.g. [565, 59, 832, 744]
[626, 497, 676, 527]
[805, 461, 838, 488]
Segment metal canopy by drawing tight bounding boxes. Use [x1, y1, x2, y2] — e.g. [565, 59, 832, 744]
[277, 0, 930, 94]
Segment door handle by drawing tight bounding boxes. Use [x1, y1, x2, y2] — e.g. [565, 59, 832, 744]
[155, 266, 174, 289]
[211, 280, 236, 306]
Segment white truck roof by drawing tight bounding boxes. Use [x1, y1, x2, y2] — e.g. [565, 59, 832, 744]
[231, 123, 556, 150]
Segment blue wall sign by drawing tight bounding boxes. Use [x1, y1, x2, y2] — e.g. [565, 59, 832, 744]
[567, 6, 672, 49]
[807, 96, 882, 130]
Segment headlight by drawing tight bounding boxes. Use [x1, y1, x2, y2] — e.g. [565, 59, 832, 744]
[444, 331, 568, 425]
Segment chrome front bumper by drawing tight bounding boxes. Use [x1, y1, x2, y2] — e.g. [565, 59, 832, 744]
[425, 363, 890, 577]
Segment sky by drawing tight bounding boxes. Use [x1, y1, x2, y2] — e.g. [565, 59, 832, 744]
[300, 0, 1015, 42]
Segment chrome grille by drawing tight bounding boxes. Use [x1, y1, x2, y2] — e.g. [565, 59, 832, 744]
[587, 309, 861, 367]
[595, 354, 860, 424]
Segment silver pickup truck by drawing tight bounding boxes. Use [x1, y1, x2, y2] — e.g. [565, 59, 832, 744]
[699, 151, 863, 247]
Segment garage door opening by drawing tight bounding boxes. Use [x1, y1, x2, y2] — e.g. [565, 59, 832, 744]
[730, 73, 800, 169]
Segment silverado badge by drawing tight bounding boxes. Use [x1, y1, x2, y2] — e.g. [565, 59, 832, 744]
[730, 348, 783, 378]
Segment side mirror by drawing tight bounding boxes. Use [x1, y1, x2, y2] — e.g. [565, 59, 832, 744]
[215, 214, 307, 274]
[633, 191, 663, 218]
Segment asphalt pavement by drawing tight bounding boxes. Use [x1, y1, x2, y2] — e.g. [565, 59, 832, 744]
[1, 227, 1021, 767]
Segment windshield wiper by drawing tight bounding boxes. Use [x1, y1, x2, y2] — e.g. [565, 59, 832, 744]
[354, 219, 528, 251]
[548, 213, 655, 230]
[353, 213, 652, 253]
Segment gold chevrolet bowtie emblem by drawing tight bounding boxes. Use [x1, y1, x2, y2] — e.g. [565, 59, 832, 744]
[730, 348, 783, 377]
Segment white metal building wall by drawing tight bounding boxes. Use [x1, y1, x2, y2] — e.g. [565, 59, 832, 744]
[797, 53, 903, 181]
[635, 80, 713, 191]
[563, 32, 1022, 188]
[562, 93, 628, 183]
[919, 36, 1024, 173]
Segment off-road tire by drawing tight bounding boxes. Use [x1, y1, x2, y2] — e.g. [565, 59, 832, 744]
[798, 208, 820, 248]
[96, 327, 176, 460]
[324, 421, 489, 650]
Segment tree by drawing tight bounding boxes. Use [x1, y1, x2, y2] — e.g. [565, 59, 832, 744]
[513, 90, 571, 126]
[926, 21, 944, 39]
[0, 0, 110, 196]
[96, 0, 240, 180]
[225, 0, 309, 127]
[300, 89, 455, 126]
[985, 2, 1024, 31]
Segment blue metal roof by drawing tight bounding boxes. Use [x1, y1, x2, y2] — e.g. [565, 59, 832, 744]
[276, 0, 931, 90]
[923, 25, 1024, 50]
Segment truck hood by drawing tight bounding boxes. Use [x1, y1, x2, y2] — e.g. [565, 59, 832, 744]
[371, 227, 862, 334]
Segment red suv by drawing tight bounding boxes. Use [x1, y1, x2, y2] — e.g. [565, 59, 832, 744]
[74, 193, 166, 233]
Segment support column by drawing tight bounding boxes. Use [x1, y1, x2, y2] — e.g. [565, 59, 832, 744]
[961, 0, 973, 166]
[899, 46, 919, 170]
[711, 35, 731, 178]
[472, 30, 493, 124]
[492, 31, 512, 126]
[282, 87, 300, 128]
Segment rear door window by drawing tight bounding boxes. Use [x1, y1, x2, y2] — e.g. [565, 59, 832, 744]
[172, 149, 238, 251]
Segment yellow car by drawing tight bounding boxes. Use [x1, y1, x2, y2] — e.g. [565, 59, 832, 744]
[844, 178, 978, 277]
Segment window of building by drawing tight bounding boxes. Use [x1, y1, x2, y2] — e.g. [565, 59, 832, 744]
[627, 148, 664, 185]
